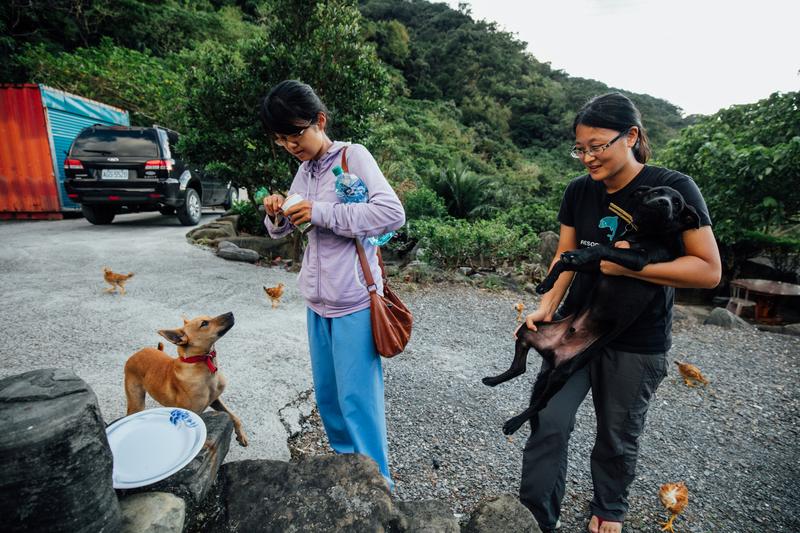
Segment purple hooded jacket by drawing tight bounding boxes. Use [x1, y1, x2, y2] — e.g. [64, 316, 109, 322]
[264, 141, 406, 318]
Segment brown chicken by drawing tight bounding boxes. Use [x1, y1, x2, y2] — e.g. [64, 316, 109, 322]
[659, 481, 688, 532]
[102, 267, 134, 295]
[263, 283, 285, 309]
[514, 302, 525, 323]
[674, 360, 709, 387]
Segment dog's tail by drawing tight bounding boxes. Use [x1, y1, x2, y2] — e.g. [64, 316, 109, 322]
[126, 272, 135, 278]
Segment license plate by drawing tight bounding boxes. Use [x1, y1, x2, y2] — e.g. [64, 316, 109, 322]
[102, 169, 128, 180]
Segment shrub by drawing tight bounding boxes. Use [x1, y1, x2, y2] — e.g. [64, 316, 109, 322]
[229, 200, 266, 236]
[402, 186, 447, 220]
[409, 218, 540, 269]
[427, 162, 494, 219]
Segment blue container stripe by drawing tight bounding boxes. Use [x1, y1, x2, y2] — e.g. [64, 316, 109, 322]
[39, 86, 130, 210]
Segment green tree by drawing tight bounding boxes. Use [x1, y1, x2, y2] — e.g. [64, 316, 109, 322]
[658, 92, 800, 245]
[18, 39, 185, 126]
[177, 0, 392, 193]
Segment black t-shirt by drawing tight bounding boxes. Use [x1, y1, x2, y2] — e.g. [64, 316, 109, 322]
[557, 165, 712, 353]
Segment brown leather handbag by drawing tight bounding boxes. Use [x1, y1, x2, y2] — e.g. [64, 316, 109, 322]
[340, 147, 412, 357]
[355, 239, 413, 357]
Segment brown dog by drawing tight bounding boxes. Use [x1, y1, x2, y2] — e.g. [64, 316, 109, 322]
[123, 312, 248, 446]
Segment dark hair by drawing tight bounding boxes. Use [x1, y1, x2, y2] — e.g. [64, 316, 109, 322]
[259, 80, 330, 135]
[572, 92, 651, 163]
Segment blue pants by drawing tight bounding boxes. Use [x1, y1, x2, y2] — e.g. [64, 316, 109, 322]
[306, 307, 393, 489]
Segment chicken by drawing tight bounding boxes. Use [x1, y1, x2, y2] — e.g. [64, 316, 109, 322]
[659, 481, 688, 532]
[102, 267, 134, 295]
[514, 302, 525, 323]
[263, 283, 285, 309]
[674, 360, 709, 387]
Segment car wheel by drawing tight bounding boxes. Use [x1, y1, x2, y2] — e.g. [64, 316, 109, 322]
[158, 206, 175, 216]
[177, 189, 202, 226]
[82, 205, 115, 225]
[222, 187, 237, 211]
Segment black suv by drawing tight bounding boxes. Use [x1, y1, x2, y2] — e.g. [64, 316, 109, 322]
[64, 125, 235, 225]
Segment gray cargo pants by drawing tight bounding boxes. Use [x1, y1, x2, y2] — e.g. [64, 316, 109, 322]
[518, 346, 668, 530]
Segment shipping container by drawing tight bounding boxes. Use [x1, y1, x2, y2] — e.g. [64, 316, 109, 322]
[0, 84, 129, 219]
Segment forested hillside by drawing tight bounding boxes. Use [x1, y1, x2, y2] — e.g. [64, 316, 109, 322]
[2, 0, 796, 279]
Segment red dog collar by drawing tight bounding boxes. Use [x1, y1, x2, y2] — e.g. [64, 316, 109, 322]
[180, 350, 218, 373]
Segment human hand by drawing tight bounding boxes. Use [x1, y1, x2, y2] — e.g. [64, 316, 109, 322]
[518, 307, 552, 335]
[263, 194, 285, 217]
[600, 241, 632, 276]
[283, 199, 313, 226]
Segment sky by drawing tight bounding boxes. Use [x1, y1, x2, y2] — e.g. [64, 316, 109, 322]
[445, 0, 799, 116]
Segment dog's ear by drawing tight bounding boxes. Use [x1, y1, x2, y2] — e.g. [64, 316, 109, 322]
[680, 203, 701, 230]
[158, 328, 189, 346]
[181, 314, 190, 326]
[631, 186, 651, 199]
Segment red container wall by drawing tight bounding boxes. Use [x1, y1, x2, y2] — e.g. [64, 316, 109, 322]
[0, 84, 61, 215]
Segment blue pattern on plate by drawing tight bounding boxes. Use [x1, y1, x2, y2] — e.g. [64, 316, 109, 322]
[169, 409, 198, 428]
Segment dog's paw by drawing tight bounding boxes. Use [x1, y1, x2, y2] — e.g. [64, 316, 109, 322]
[236, 433, 249, 447]
[503, 416, 526, 435]
[535, 281, 552, 295]
[560, 251, 583, 265]
[482, 376, 500, 387]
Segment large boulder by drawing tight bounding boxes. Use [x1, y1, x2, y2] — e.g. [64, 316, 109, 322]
[463, 494, 541, 533]
[393, 500, 459, 532]
[538, 231, 559, 268]
[117, 411, 233, 533]
[0, 369, 122, 533]
[119, 492, 185, 533]
[218, 454, 394, 532]
[703, 307, 755, 329]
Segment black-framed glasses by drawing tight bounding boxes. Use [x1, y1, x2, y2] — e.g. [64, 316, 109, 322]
[570, 128, 631, 159]
[273, 120, 314, 146]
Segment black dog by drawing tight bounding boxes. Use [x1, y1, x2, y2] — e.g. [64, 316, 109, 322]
[484, 186, 700, 435]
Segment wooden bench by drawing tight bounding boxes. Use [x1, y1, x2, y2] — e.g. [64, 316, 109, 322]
[726, 296, 755, 316]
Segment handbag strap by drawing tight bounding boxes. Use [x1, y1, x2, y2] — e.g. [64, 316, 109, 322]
[343, 146, 388, 291]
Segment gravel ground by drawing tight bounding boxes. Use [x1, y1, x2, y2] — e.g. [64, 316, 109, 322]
[288, 283, 800, 532]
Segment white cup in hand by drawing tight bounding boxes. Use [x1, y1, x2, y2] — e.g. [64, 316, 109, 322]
[281, 193, 303, 213]
[281, 193, 309, 231]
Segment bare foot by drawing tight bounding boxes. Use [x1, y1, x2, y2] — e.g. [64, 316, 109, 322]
[588, 516, 622, 533]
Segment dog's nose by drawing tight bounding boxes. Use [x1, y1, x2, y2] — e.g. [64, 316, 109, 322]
[221, 311, 234, 324]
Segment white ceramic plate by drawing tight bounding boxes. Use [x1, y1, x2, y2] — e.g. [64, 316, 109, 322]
[106, 407, 207, 489]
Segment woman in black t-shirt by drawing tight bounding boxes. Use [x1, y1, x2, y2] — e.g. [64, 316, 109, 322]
[518, 93, 721, 533]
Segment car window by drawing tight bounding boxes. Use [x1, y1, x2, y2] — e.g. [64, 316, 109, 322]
[72, 129, 160, 158]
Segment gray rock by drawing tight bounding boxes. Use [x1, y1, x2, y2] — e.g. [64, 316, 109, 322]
[0, 369, 122, 533]
[703, 307, 754, 329]
[463, 494, 541, 533]
[783, 323, 800, 336]
[538, 231, 559, 268]
[213, 236, 292, 259]
[393, 499, 459, 532]
[217, 246, 260, 263]
[119, 492, 185, 533]
[187, 220, 237, 242]
[219, 455, 394, 532]
[118, 411, 233, 532]
[217, 240, 238, 251]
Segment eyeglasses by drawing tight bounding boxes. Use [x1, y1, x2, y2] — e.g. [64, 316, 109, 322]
[273, 121, 314, 146]
[570, 128, 630, 159]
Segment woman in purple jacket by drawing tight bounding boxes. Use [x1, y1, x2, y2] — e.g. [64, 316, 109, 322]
[259, 80, 405, 490]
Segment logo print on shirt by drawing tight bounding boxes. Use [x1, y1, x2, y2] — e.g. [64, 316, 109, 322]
[598, 216, 619, 242]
